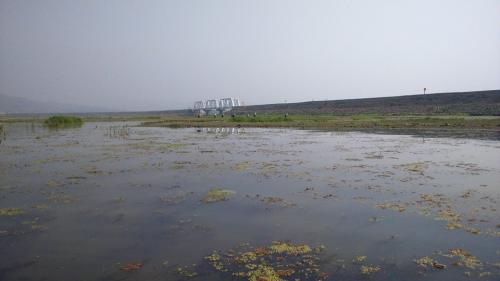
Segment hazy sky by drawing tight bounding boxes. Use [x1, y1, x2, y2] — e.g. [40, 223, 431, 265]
[1, 0, 499, 111]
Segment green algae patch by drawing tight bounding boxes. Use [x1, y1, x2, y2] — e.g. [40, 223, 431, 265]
[260, 197, 296, 208]
[202, 188, 235, 203]
[232, 161, 251, 172]
[141, 114, 500, 130]
[354, 255, 367, 263]
[234, 251, 258, 264]
[269, 241, 312, 255]
[247, 265, 284, 281]
[442, 248, 482, 269]
[203, 241, 327, 281]
[176, 265, 198, 277]
[0, 208, 24, 216]
[160, 191, 193, 205]
[415, 256, 446, 269]
[414, 248, 489, 275]
[375, 202, 407, 212]
[360, 265, 381, 275]
[396, 162, 428, 173]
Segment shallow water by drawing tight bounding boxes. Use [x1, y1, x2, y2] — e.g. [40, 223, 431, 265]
[0, 122, 499, 281]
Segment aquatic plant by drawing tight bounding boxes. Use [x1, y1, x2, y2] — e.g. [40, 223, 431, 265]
[141, 114, 500, 129]
[354, 256, 367, 262]
[232, 161, 250, 172]
[247, 265, 284, 281]
[176, 265, 198, 277]
[0, 208, 24, 216]
[203, 241, 327, 281]
[260, 197, 296, 208]
[229, 115, 292, 123]
[269, 241, 312, 255]
[443, 248, 482, 269]
[44, 116, 83, 128]
[414, 256, 446, 269]
[375, 202, 407, 212]
[120, 262, 143, 272]
[402, 163, 428, 173]
[202, 188, 235, 203]
[360, 265, 380, 275]
[160, 191, 193, 205]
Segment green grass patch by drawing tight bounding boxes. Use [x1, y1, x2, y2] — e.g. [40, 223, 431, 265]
[44, 116, 83, 128]
[141, 114, 500, 129]
[229, 115, 292, 123]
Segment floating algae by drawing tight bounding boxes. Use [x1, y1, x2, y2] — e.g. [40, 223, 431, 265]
[437, 209, 463, 230]
[160, 191, 193, 205]
[203, 241, 327, 281]
[232, 161, 251, 172]
[247, 265, 284, 281]
[176, 265, 198, 277]
[0, 208, 24, 216]
[414, 256, 446, 269]
[354, 255, 367, 263]
[260, 197, 296, 208]
[375, 202, 407, 212]
[120, 262, 143, 272]
[396, 162, 428, 173]
[202, 188, 235, 203]
[161, 143, 189, 152]
[269, 241, 312, 255]
[360, 265, 381, 275]
[442, 248, 482, 269]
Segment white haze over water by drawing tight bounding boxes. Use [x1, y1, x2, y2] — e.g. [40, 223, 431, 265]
[0, 0, 499, 111]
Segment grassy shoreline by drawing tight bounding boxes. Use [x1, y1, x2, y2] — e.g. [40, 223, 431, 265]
[0, 115, 165, 123]
[141, 114, 500, 130]
[2, 114, 500, 130]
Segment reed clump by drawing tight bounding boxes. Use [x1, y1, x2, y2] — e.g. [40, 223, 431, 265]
[44, 116, 83, 128]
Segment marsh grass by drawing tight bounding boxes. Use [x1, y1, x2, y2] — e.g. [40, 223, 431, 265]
[229, 115, 292, 123]
[0, 124, 6, 144]
[44, 116, 83, 128]
[142, 114, 500, 129]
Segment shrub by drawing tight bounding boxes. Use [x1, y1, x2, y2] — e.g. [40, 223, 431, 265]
[44, 116, 83, 128]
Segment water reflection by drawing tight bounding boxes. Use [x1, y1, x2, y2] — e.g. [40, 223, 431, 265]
[197, 127, 243, 134]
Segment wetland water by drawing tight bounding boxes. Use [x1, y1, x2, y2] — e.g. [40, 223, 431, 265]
[0, 122, 499, 281]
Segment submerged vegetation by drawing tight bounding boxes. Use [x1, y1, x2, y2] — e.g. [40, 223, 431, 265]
[44, 116, 83, 128]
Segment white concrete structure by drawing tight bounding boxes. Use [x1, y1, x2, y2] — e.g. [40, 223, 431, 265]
[193, 97, 241, 115]
[205, 99, 218, 109]
[193, 101, 204, 110]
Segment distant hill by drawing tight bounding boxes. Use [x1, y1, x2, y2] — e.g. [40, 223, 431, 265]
[0, 94, 109, 114]
[230, 90, 500, 116]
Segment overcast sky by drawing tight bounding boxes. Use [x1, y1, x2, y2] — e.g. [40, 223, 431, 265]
[1, 0, 499, 111]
